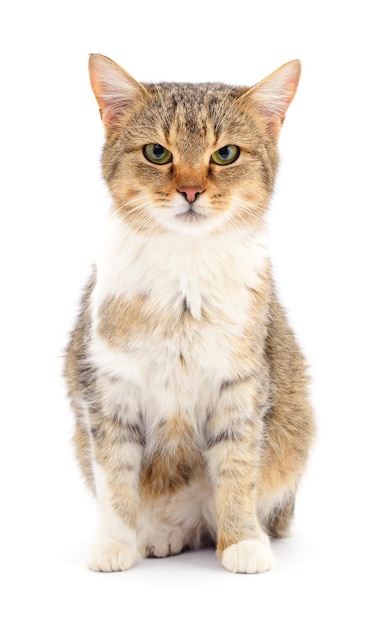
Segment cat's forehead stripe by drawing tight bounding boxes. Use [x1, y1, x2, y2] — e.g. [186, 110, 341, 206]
[145, 82, 245, 137]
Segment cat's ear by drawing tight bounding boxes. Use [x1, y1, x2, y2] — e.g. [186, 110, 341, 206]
[249, 60, 301, 137]
[88, 54, 146, 131]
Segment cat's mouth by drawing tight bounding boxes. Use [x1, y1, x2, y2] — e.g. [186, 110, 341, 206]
[176, 207, 207, 222]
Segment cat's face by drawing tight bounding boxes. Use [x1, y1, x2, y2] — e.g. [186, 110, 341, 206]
[89, 55, 301, 236]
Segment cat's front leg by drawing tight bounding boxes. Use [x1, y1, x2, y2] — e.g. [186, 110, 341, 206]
[206, 379, 274, 574]
[87, 402, 144, 572]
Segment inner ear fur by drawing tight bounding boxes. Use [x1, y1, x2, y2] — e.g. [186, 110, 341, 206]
[88, 53, 147, 130]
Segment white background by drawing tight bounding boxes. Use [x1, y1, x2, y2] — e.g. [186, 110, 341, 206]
[1, 1, 379, 624]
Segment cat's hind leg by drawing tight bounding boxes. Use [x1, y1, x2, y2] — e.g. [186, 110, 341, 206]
[264, 492, 295, 539]
[137, 473, 211, 559]
[137, 526, 186, 558]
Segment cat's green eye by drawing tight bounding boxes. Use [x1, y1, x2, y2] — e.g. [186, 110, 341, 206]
[143, 143, 173, 165]
[210, 145, 240, 166]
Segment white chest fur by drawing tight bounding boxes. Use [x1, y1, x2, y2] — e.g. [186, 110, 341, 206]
[93, 214, 268, 312]
[90, 214, 269, 430]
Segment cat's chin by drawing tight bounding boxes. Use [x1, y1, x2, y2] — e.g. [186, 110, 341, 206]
[162, 218, 221, 236]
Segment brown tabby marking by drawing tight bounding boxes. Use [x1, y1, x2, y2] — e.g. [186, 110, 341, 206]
[98, 293, 192, 349]
[64, 54, 315, 574]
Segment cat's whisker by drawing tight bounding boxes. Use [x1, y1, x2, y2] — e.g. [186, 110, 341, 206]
[127, 209, 152, 228]
[113, 195, 155, 220]
[223, 196, 265, 218]
[117, 201, 150, 216]
[123, 203, 161, 235]
[221, 200, 266, 233]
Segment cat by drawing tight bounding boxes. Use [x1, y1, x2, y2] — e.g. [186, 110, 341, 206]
[64, 53, 315, 574]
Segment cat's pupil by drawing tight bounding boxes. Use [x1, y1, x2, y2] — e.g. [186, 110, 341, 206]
[218, 147, 230, 159]
[153, 144, 165, 158]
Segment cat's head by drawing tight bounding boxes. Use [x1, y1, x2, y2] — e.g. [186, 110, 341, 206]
[89, 54, 300, 236]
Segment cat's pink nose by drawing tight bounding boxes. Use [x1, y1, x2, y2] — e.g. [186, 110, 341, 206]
[178, 185, 204, 203]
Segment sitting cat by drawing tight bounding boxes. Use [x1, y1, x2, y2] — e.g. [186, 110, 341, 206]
[64, 54, 315, 573]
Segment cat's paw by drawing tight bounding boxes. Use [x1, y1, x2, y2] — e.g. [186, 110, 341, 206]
[221, 537, 274, 574]
[138, 528, 184, 558]
[87, 538, 137, 572]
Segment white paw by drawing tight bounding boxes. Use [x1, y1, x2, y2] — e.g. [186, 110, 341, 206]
[138, 528, 184, 558]
[87, 538, 137, 572]
[221, 537, 274, 574]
